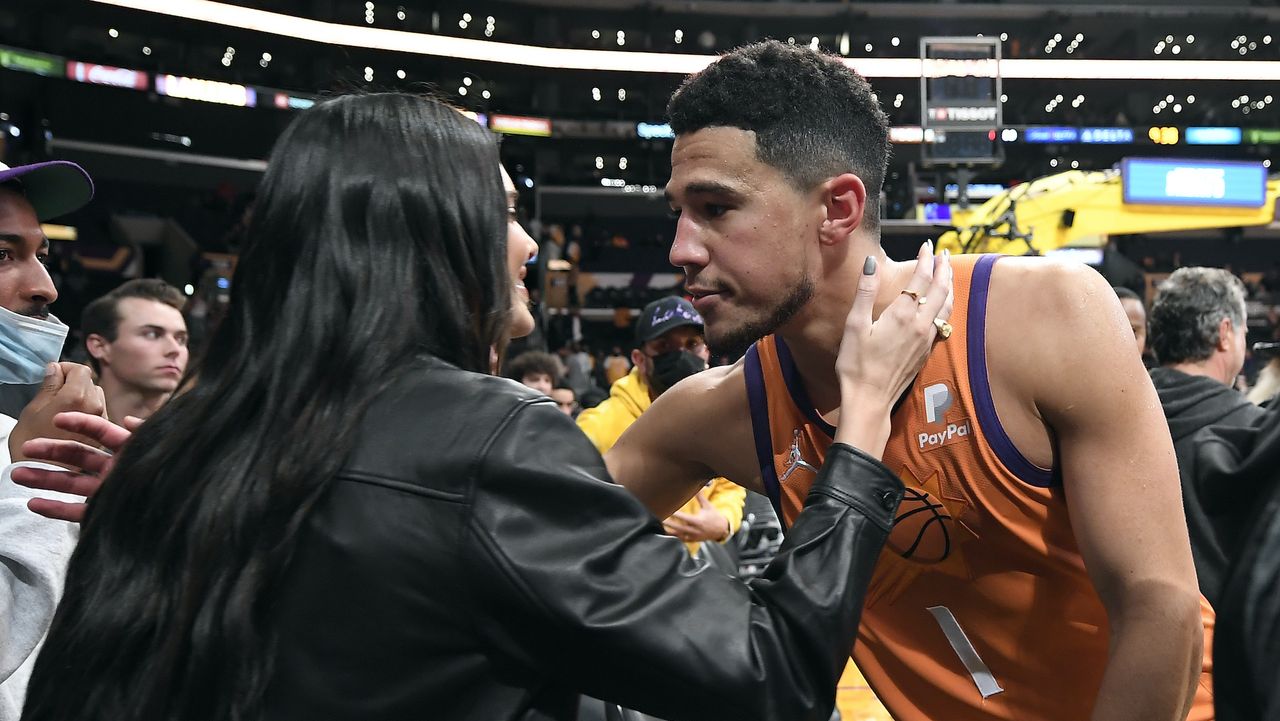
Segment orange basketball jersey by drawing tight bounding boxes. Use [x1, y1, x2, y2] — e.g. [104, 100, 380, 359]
[743, 254, 1214, 720]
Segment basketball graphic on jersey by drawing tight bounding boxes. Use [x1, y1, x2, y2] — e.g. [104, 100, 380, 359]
[886, 487, 952, 562]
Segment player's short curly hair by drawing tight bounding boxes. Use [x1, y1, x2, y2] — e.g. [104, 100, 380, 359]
[667, 39, 891, 229]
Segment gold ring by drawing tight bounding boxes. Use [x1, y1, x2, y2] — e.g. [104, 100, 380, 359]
[934, 318, 953, 339]
[901, 289, 927, 305]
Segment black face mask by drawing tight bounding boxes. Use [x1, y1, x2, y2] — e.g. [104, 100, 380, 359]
[648, 350, 707, 396]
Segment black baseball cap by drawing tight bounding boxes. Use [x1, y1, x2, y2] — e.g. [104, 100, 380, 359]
[0, 160, 94, 220]
[636, 296, 704, 344]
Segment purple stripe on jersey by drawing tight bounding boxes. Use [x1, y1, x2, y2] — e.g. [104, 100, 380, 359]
[774, 336, 838, 439]
[744, 343, 785, 518]
[966, 255, 1058, 488]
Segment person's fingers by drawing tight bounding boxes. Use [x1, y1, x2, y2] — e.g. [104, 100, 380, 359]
[57, 364, 105, 415]
[668, 512, 697, 524]
[39, 362, 65, 394]
[11, 466, 102, 497]
[899, 241, 936, 300]
[51, 412, 132, 452]
[19, 437, 113, 474]
[920, 249, 954, 324]
[26, 497, 86, 523]
[121, 416, 146, 432]
[694, 491, 712, 507]
[845, 255, 880, 338]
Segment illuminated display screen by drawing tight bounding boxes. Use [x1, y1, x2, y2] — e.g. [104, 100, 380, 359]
[1184, 127, 1242, 145]
[1122, 158, 1267, 208]
[155, 75, 256, 107]
[1024, 126, 1079, 143]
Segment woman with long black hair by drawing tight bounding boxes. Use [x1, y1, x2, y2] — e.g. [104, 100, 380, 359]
[17, 93, 951, 721]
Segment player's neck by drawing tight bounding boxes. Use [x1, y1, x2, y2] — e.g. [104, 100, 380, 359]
[776, 250, 917, 414]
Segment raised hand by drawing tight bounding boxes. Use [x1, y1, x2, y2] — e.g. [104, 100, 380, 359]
[11, 411, 138, 523]
[833, 242, 954, 457]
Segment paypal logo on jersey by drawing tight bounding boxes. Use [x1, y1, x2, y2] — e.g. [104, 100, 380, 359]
[918, 381, 971, 452]
[924, 383, 953, 424]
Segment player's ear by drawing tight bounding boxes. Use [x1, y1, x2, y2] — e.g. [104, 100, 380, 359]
[819, 173, 867, 246]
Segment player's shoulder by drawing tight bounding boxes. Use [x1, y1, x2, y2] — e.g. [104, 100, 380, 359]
[987, 256, 1114, 321]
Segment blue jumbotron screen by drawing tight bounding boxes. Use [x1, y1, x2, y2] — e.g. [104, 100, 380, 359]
[1121, 158, 1267, 208]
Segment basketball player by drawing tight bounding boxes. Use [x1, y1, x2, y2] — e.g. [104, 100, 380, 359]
[606, 41, 1212, 721]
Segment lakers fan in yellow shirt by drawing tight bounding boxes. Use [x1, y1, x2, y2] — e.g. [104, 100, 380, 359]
[577, 296, 745, 556]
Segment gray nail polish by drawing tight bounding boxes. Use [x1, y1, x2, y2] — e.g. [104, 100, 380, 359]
[863, 256, 877, 275]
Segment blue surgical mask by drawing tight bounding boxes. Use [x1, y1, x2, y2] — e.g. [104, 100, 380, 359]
[0, 305, 68, 385]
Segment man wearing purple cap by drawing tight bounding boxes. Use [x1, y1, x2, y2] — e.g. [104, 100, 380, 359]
[0, 159, 102, 721]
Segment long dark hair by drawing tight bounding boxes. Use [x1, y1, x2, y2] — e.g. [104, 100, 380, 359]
[22, 93, 510, 721]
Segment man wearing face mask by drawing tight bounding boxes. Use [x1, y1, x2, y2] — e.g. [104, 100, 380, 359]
[577, 296, 745, 555]
[0, 160, 102, 721]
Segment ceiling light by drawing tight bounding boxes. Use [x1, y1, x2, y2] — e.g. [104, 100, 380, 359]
[142, 46, 151, 55]
[891, 37, 900, 47]
[481, 90, 490, 99]
[108, 28, 119, 38]
[396, 69, 405, 79]
[463, 76, 472, 86]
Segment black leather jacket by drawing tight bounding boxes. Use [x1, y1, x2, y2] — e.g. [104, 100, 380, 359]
[261, 357, 903, 721]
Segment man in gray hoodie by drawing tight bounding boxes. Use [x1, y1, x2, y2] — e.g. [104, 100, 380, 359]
[1148, 266, 1264, 607]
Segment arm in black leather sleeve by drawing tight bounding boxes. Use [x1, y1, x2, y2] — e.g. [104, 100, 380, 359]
[463, 399, 903, 721]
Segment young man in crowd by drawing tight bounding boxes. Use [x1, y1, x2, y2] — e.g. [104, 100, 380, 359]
[81, 279, 188, 423]
[606, 40, 1211, 721]
[549, 382, 578, 417]
[505, 350, 561, 396]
